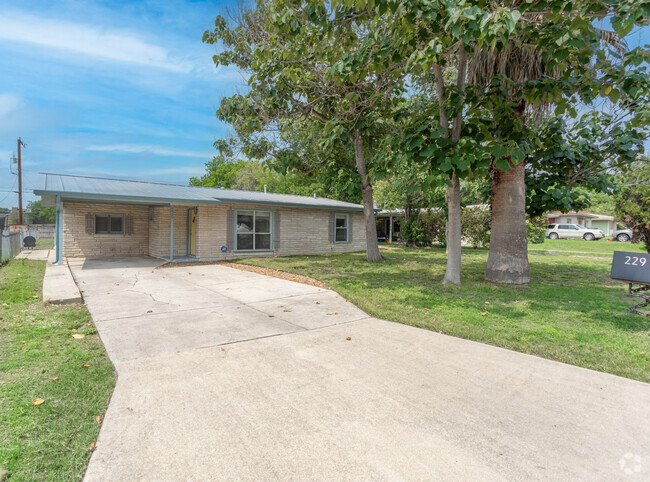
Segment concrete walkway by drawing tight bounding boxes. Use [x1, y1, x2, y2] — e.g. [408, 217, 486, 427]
[69, 258, 650, 481]
[15, 248, 50, 260]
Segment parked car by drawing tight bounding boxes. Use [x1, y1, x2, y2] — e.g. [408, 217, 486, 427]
[612, 226, 633, 242]
[546, 224, 605, 241]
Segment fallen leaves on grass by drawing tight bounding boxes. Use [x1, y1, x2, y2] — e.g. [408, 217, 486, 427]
[88, 442, 96, 452]
[72, 334, 85, 339]
[51, 376, 59, 381]
[32, 398, 45, 406]
[95, 416, 102, 424]
[81, 363, 90, 368]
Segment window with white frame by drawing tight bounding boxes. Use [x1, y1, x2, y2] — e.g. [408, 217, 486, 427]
[236, 210, 271, 250]
[335, 213, 349, 243]
[94, 214, 124, 235]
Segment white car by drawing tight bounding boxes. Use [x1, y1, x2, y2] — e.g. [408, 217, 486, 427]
[546, 223, 605, 241]
[612, 227, 633, 242]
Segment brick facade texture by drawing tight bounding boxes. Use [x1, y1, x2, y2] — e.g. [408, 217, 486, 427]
[62, 202, 366, 259]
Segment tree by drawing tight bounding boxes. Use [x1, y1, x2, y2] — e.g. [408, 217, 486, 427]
[204, 0, 407, 261]
[465, 0, 650, 284]
[26, 201, 55, 223]
[615, 160, 650, 253]
[191, 140, 361, 202]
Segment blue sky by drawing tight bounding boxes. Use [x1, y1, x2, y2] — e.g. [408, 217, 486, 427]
[0, 0, 244, 208]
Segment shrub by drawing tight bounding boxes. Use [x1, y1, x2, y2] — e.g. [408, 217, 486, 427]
[526, 216, 547, 244]
[461, 207, 490, 248]
[421, 209, 446, 246]
[403, 218, 430, 246]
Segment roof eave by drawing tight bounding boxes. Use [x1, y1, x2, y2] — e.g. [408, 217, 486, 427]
[33, 190, 223, 206]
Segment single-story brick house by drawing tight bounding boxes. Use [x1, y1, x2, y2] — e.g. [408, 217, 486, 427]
[35, 173, 366, 264]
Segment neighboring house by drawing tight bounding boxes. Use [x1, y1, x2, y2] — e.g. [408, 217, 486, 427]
[34, 173, 366, 261]
[547, 211, 619, 235]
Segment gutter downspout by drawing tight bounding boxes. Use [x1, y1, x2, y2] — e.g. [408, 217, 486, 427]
[53, 195, 63, 265]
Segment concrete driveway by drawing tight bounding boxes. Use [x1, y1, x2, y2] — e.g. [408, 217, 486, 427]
[69, 258, 650, 481]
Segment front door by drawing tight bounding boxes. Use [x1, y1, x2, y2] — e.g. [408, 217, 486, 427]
[188, 208, 197, 256]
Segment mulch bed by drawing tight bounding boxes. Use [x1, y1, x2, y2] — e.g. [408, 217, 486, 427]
[221, 262, 329, 289]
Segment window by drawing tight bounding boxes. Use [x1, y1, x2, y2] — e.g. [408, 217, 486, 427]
[95, 214, 124, 235]
[335, 213, 349, 243]
[235, 210, 271, 251]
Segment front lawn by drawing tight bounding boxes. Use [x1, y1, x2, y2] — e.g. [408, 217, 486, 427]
[529, 238, 647, 255]
[238, 247, 650, 382]
[0, 259, 115, 480]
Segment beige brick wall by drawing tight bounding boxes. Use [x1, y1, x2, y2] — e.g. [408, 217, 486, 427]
[62, 203, 149, 258]
[196, 204, 366, 261]
[149, 206, 191, 258]
[62, 202, 367, 260]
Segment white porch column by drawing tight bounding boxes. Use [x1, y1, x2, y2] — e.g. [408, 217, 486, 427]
[389, 215, 393, 243]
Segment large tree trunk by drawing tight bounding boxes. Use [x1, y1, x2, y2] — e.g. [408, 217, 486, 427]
[442, 175, 461, 285]
[485, 159, 530, 284]
[351, 130, 383, 262]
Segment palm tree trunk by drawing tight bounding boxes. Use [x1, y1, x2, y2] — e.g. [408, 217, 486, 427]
[351, 130, 382, 262]
[484, 159, 530, 284]
[442, 175, 461, 285]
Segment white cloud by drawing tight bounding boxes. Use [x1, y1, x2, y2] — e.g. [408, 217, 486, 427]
[0, 93, 20, 119]
[86, 144, 212, 159]
[0, 11, 192, 73]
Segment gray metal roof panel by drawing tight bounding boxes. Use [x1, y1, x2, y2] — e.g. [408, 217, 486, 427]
[34, 173, 363, 211]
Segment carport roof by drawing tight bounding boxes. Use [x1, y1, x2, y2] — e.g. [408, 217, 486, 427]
[34, 173, 364, 211]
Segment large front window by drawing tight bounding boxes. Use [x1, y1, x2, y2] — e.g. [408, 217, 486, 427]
[236, 210, 271, 251]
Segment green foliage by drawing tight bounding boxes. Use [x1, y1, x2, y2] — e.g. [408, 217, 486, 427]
[421, 209, 447, 247]
[526, 217, 547, 245]
[402, 218, 429, 247]
[190, 150, 361, 203]
[614, 160, 650, 252]
[26, 201, 55, 224]
[461, 207, 491, 248]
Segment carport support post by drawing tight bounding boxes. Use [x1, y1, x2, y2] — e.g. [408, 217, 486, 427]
[169, 204, 174, 262]
[53, 195, 63, 265]
[389, 215, 393, 243]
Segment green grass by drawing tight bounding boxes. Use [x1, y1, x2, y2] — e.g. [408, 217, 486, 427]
[529, 238, 647, 255]
[35, 239, 54, 250]
[238, 247, 650, 383]
[0, 259, 115, 481]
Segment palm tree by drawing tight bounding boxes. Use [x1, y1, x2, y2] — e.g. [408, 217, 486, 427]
[467, 12, 624, 285]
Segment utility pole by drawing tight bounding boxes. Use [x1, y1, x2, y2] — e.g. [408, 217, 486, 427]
[17, 138, 25, 225]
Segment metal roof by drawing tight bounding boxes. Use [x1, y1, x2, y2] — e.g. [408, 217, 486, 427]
[34, 173, 364, 211]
